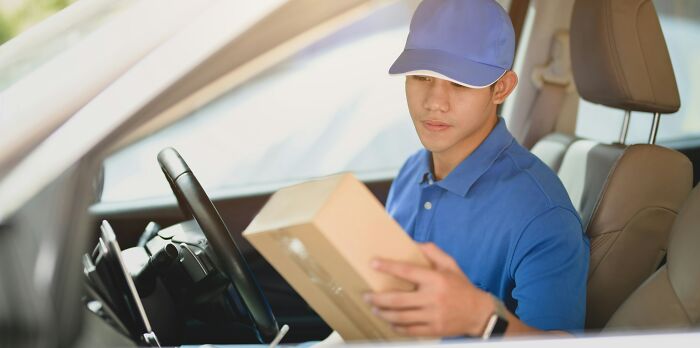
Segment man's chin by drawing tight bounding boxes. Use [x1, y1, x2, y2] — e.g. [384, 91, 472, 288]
[416, 132, 457, 153]
[419, 141, 450, 154]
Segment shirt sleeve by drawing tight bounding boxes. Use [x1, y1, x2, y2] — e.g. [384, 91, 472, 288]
[509, 206, 589, 332]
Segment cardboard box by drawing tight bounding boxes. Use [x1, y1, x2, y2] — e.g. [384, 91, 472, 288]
[242, 173, 429, 341]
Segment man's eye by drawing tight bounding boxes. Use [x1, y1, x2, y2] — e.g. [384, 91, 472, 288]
[412, 75, 431, 82]
[451, 81, 467, 88]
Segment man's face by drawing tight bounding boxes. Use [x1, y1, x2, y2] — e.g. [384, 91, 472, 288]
[405, 75, 497, 155]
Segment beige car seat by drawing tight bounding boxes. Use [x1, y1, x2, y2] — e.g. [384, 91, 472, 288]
[605, 184, 700, 330]
[535, 0, 693, 329]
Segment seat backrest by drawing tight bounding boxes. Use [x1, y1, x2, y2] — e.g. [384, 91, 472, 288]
[560, 0, 691, 329]
[556, 139, 691, 328]
[579, 144, 691, 328]
[604, 184, 700, 330]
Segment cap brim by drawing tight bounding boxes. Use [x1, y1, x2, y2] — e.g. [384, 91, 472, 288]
[389, 49, 506, 88]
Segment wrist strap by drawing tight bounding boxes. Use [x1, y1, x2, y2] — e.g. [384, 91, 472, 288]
[481, 294, 509, 339]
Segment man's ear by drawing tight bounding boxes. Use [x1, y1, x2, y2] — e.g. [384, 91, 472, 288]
[492, 71, 518, 105]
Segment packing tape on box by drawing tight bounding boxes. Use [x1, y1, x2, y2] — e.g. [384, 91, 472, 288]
[273, 231, 387, 339]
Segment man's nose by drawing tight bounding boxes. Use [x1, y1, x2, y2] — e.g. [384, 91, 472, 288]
[423, 81, 450, 113]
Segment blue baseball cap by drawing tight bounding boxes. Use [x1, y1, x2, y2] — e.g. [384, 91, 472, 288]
[389, 0, 515, 88]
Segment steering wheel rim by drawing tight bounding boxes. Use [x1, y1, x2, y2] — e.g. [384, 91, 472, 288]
[157, 147, 279, 342]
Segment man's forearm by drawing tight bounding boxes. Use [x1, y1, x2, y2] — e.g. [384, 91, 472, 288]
[474, 291, 572, 338]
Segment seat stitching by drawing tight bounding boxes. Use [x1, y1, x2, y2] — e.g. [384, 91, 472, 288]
[588, 205, 677, 276]
[603, 0, 631, 99]
[633, 0, 656, 107]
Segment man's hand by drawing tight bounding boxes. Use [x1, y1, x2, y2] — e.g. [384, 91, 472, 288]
[364, 243, 494, 337]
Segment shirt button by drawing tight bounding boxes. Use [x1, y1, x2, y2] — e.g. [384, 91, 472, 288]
[424, 201, 432, 210]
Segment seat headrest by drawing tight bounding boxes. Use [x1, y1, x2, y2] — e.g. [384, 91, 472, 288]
[570, 0, 680, 113]
[667, 184, 700, 323]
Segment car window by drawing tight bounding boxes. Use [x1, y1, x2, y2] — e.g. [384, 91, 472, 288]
[575, 0, 700, 144]
[101, 1, 424, 203]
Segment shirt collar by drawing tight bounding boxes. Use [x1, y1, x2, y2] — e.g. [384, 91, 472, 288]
[417, 117, 514, 196]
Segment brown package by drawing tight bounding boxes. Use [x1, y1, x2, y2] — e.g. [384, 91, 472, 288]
[242, 173, 429, 341]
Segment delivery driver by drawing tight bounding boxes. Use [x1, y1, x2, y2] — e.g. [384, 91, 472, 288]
[364, 0, 589, 338]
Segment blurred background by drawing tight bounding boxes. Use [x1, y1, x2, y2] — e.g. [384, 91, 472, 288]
[0, 0, 74, 44]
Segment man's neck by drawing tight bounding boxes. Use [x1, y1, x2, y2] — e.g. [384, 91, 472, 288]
[432, 115, 499, 180]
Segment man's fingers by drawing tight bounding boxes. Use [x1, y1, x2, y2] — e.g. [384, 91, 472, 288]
[419, 243, 459, 271]
[365, 291, 431, 310]
[371, 258, 436, 284]
[372, 308, 428, 325]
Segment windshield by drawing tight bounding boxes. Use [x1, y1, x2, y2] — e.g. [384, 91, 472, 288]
[101, 1, 424, 203]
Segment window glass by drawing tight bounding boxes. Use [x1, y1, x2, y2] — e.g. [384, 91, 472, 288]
[575, 0, 700, 144]
[101, 1, 423, 203]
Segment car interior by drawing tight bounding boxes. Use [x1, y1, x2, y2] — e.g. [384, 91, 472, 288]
[1, 0, 699, 347]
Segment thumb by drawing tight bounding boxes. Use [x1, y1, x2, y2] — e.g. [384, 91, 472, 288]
[419, 243, 460, 271]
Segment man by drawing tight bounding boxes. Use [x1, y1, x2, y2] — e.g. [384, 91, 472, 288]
[363, 0, 589, 338]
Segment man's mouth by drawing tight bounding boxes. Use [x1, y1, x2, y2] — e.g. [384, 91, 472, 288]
[422, 120, 451, 132]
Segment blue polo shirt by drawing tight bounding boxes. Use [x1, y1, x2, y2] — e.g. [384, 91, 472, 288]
[386, 118, 589, 332]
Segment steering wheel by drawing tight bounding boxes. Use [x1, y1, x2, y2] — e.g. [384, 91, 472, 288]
[157, 147, 279, 342]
